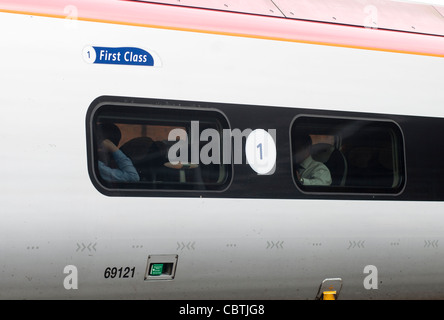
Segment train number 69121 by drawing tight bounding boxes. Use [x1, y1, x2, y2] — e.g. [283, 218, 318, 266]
[104, 267, 136, 279]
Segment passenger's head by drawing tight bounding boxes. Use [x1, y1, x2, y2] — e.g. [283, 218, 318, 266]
[293, 134, 312, 164]
[96, 123, 121, 147]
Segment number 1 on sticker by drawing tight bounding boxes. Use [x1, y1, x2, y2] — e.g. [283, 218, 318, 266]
[257, 143, 263, 160]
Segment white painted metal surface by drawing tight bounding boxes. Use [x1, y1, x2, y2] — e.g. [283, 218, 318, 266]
[0, 0, 444, 300]
[136, 0, 285, 17]
[274, 0, 444, 35]
[141, 0, 444, 35]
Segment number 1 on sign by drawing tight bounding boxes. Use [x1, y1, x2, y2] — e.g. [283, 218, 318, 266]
[257, 143, 263, 160]
[245, 129, 276, 175]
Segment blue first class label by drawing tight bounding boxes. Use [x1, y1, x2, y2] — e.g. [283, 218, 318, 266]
[83, 46, 156, 66]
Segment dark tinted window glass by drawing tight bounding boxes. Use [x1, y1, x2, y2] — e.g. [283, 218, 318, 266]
[291, 116, 405, 194]
[89, 103, 232, 192]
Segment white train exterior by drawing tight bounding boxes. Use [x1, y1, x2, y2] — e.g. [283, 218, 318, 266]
[1, 0, 444, 299]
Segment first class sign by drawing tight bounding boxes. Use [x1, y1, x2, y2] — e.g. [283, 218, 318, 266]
[83, 46, 161, 66]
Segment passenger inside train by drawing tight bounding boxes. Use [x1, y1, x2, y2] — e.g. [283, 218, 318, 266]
[96, 123, 140, 183]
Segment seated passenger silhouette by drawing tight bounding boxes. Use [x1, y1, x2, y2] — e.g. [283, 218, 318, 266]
[96, 123, 140, 183]
[293, 134, 332, 186]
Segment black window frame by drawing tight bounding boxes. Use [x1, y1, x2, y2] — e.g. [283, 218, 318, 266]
[86, 96, 233, 196]
[86, 96, 419, 200]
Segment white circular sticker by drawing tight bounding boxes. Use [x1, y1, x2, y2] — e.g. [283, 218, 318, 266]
[245, 129, 276, 175]
[82, 46, 96, 64]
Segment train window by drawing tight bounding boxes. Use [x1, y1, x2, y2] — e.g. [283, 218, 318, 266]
[290, 116, 405, 194]
[88, 102, 232, 193]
